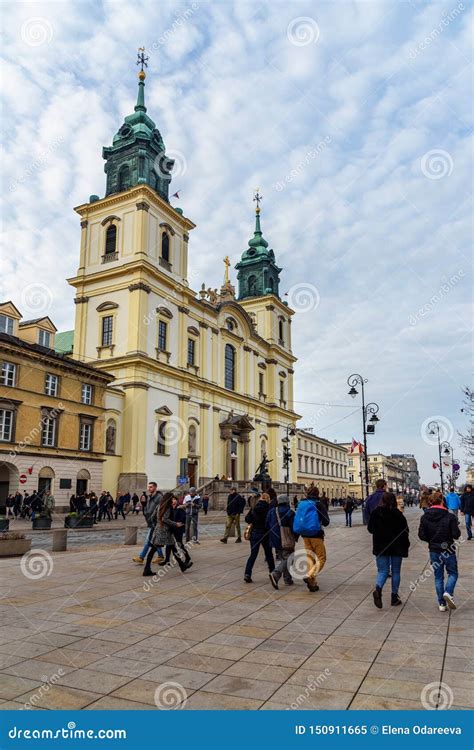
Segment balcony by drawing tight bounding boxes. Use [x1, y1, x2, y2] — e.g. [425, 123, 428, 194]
[102, 252, 118, 263]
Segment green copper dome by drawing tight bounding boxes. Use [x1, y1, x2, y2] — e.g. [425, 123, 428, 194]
[236, 204, 282, 299]
[102, 70, 174, 202]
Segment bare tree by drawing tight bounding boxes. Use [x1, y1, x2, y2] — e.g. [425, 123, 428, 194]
[459, 385, 474, 460]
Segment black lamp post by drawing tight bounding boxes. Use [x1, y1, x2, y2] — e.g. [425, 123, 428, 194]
[441, 441, 453, 489]
[347, 374, 381, 503]
[428, 421, 447, 494]
[282, 424, 296, 500]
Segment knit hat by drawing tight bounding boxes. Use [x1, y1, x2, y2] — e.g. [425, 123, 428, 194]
[307, 486, 320, 499]
[277, 494, 288, 505]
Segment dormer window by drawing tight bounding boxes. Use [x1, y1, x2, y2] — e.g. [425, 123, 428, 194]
[0, 315, 14, 335]
[38, 330, 51, 348]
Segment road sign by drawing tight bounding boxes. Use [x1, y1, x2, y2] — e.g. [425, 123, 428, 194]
[178, 477, 188, 485]
[19, 474, 27, 484]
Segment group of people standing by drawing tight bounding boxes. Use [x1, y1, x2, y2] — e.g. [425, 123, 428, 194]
[5, 489, 55, 519]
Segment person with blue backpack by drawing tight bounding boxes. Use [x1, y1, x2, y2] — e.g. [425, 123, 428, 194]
[267, 494, 298, 589]
[293, 486, 330, 592]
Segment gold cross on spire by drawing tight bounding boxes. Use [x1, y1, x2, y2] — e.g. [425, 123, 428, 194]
[253, 188, 262, 214]
[223, 255, 231, 284]
[137, 47, 149, 72]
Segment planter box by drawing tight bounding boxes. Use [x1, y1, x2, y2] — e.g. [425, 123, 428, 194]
[64, 516, 94, 529]
[0, 539, 31, 557]
[0, 519, 10, 532]
[32, 517, 52, 530]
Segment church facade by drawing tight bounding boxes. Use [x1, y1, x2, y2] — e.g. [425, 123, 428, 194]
[67, 64, 300, 494]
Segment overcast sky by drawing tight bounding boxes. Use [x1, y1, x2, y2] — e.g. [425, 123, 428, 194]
[1, 0, 472, 485]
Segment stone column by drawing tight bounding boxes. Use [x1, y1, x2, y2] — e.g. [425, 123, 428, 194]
[241, 431, 251, 480]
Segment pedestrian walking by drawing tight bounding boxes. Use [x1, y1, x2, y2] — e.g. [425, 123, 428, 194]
[131, 493, 140, 514]
[243, 492, 275, 583]
[364, 479, 387, 524]
[343, 496, 355, 527]
[267, 494, 297, 589]
[202, 494, 210, 516]
[460, 484, 473, 540]
[247, 487, 261, 510]
[184, 487, 201, 543]
[418, 492, 461, 610]
[293, 486, 330, 592]
[368, 492, 410, 608]
[171, 497, 192, 569]
[133, 482, 164, 564]
[220, 488, 245, 543]
[143, 493, 190, 576]
[13, 491, 22, 518]
[396, 494, 405, 513]
[114, 493, 126, 520]
[419, 488, 432, 512]
[43, 491, 55, 519]
[445, 486, 461, 519]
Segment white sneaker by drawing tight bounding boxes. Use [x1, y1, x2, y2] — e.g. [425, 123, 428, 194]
[443, 592, 456, 610]
[438, 604, 447, 612]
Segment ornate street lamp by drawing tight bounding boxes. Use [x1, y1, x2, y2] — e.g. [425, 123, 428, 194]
[282, 424, 296, 500]
[428, 421, 447, 494]
[347, 374, 381, 506]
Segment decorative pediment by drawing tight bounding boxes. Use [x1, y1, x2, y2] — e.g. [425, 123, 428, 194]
[219, 412, 254, 431]
[159, 222, 175, 236]
[156, 306, 173, 319]
[0, 301, 21, 320]
[101, 215, 121, 226]
[96, 302, 119, 312]
[187, 325, 199, 336]
[155, 405, 173, 415]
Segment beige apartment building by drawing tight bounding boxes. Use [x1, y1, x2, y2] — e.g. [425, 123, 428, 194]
[296, 429, 348, 498]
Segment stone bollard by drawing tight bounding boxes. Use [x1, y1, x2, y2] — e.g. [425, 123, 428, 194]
[52, 529, 68, 552]
[124, 526, 138, 545]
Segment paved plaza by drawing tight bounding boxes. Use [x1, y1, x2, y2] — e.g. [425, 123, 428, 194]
[0, 509, 472, 711]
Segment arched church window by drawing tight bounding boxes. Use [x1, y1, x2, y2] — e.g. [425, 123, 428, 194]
[261, 439, 267, 458]
[118, 165, 130, 191]
[248, 275, 257, 296]
[224, 344, 235, 390]
[278, 319, 284, 343]
[105, 225, 117, 256]
[161, 232, 170, 262]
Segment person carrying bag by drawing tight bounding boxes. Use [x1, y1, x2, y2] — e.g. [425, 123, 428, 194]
[267, 494, 297, 590]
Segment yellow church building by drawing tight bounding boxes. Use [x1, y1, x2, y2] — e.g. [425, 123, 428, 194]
[67, 59, 301, 497]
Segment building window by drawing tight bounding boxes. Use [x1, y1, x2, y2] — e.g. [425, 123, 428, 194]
[81, 384, 93, 405]
[157, 421, 167, 455]
[279, 380, 285, 404]
[38, 330, 51, 348]
[248, 275, 257, 296]
[278, 319, 284, 343]
[106, 419, 116, 454]
[348, 458, 353, 466]
[0, 409, 13, 441]
[298, 454, 302, 472]
[45, 373, 59, 397]
[258, 372, 264, 395]
[42, 416, 57, 447]
[310, 457, 315, 473]
[304, 456, 308, 472]
[158, 320, 167, 351]
[349, 473, 354, 482]
[187, 338, 195, 366]
[101, 316, 113, 346]
[1, 362, 16, 387]
[105, 225, 117, 256]
[188, 424, 197, 454]
[118, 165, 130, 191]
[0, 315, 14, 335]
[224, 344, 235, 390]
[161, 232, 170, 262]
[79, 421, 92, 451]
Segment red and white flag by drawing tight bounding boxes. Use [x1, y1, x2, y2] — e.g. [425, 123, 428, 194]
[432, 461, 439, 469]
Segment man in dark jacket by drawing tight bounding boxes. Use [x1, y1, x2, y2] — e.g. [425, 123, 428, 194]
[220, 488, 246, 543]
[299, 487, 330, 592]
[419, 495, 461, 610]
[267, 495, 297, 589]
[133, 482, 164, 564]
[364, 479, 387, 524]
[460, 484, 473, 540]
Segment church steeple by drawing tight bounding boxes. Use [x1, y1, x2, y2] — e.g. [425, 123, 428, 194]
[102, 50, 174, 202]
[236, 192, 282, 300]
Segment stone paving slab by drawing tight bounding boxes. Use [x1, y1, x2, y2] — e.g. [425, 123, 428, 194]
[0, 509, 472, 710]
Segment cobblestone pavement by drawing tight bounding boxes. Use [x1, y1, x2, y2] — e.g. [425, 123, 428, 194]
[0, 509, 472, 711]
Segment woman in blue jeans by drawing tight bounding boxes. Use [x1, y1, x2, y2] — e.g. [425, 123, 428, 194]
[243, 493, 275, 583]
[368, 492, 410, 608]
